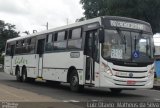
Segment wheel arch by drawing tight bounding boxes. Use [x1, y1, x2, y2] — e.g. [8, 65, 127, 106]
[15, 65, 20, 75]
[67, 66, 77, 83]
[22, 65, 27, 73]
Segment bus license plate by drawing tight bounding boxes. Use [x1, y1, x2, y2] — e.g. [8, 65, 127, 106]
[127, 80, 136, 85]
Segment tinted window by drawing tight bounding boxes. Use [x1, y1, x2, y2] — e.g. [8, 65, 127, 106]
[53, 31, 67, 51]
[54, 41, 67, 50]
[6, 43, 11, 56]
[47, 34, 53, 43]
[68, 39, 82, 49]
[57, 31, 65, 41]
[68, 28, 82, 50]
[27, 38, 35, 53]
[72, 28, 81, 39]
[15, 38, 36, 54]
[45, 34, 54, 52]
[15, 40, 24, 54]
[69, 28, 81, 39]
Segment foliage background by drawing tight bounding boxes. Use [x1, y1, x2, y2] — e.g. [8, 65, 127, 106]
[80, 0, 160, 34]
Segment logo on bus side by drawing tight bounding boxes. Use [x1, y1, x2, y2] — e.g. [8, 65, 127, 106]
[14, 57, 28, 65]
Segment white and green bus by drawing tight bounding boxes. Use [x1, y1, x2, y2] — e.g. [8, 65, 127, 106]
[4, 16, 155, 93]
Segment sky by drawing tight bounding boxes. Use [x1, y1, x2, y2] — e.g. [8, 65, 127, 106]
[0, 0, 84, 35]
[0, 0, 160, 46]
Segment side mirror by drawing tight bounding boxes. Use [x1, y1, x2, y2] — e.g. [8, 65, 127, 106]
[99, 28, 104, 43]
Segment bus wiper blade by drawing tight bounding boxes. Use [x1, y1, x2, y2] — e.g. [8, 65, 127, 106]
[116, 28, 126, 53]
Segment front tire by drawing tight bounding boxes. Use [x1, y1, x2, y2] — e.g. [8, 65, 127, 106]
[22, 67, 28, 82]
[70, 69, 84, 92]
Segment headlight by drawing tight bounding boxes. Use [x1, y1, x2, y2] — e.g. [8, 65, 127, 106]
[101, 62, 113, 76]
[148, 66, 154, 77]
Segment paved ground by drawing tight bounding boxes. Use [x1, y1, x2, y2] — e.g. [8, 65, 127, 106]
[0, 72, 160, 108]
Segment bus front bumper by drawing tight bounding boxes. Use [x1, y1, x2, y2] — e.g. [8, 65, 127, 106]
[99, 74, 154, 89]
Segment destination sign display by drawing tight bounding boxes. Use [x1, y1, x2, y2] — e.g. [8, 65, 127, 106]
[110, 20, 145, 30]
[103, 17, 152, 33]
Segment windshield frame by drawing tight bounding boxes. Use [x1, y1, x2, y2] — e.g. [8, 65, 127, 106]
[101, 28, 154, 66]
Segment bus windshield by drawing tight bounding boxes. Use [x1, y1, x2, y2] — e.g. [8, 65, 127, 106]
[102, 29, 154, 64]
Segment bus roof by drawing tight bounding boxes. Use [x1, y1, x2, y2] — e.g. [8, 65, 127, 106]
[7, 17, 101, 43]
[7, 16, 151, 43]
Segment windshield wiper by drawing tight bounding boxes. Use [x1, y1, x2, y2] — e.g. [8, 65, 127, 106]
[133, 31, 143, 51]
[116, 28, 127, 53]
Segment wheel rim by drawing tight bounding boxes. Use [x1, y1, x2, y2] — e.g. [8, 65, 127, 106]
[23, 73, 26, 81]
[16, 70, 20, 80]
[71, 75, 78, 86]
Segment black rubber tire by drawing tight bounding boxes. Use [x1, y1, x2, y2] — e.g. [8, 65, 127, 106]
[16, 67, 22, 82]
[22, 67, 28, 82]
[110, 88, 122, 94]
[70, 69, 84, 92]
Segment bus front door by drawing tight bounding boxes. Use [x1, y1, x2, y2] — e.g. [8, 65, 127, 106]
[85, 30, 99, 85]
[37, 39, 45, 78]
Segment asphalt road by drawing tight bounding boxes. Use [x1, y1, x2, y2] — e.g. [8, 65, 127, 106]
[0, 72, 160, 107]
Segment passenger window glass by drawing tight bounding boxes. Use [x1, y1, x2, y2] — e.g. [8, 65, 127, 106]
[45, 34, 54, 52]
[68, 39, 82, 49]
[54, 33, 58, 41]
[57, 31, 65, 41]
[68, 28, 82, 50]
[54, 41, 67, 50]
[47, 34, 53, 43]
[6, 44, 11, 56]
[72, 28, 81, 39]
[21, 40, 25, 46]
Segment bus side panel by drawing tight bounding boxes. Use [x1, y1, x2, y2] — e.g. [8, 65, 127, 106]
[42, 51, 84, 84]
[12, 54, 38, 78]
[4, 56, 12, 75]
[94, 62, 100, 87]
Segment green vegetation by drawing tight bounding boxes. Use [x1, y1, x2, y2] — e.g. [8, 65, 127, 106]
[0, 20, 19, 54]
[80, 0, 160, 33]
[0, 20, 19, 65]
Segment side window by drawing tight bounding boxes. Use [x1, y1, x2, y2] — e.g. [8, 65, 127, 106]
[69, 28, 81, 39]
[45, 34, 54, 52]
[27, 38, 36, 54]
[57, 31, 65, 41]
[21, 40, 26, 53]
[53, 31, 67, 51]
[6, 43, 11, 56]
[15, 40, 22, 54]
[68, 28, 82, 50]
[29, 38, 36, 53]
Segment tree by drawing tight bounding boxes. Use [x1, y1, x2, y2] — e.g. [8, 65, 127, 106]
[80, 0, 160, 33]
[0, 20, 19, 53]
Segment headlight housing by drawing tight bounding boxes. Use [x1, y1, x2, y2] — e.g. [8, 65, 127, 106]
[101, 62, 113, 76]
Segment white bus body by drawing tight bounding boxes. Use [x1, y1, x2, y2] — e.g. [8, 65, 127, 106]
[4, 16, 154, 92]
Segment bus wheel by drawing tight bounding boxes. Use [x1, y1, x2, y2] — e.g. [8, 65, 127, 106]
[16, 68, 22, 82]
[70, 69, 84, 92]
[110, 88, 122, 94]
[22, 67, 28, 82]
